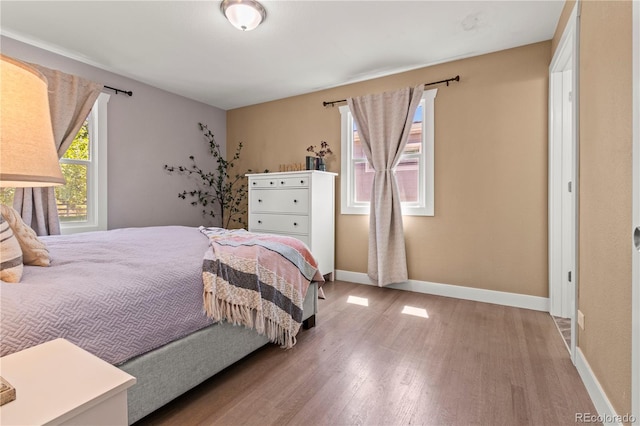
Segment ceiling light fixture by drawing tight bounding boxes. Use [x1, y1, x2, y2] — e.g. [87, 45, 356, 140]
[220, 0, 266, 31]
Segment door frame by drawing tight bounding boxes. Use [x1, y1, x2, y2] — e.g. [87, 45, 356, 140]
[549, 2, 578, 361]
[631, 0, 639, 420]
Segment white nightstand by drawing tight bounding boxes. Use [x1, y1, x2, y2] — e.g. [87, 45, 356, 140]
[0, 338, 136, 425]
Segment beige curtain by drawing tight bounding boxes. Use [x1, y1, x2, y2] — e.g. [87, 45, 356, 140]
[13, 65, 102, 235]
[347, 85, 423, 286]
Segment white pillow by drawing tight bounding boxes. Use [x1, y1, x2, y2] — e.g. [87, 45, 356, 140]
[0, 212, 23, 283]
[0, 205, 49, 267]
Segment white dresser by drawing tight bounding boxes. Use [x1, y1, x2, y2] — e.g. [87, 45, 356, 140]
[246, 171, 337, 279]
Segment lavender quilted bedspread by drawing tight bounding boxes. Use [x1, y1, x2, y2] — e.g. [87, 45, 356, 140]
[0, 226, 214, 365]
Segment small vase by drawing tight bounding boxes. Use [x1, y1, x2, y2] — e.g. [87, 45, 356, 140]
[315, 157, 326, 171]
[305, 156, 316, 170]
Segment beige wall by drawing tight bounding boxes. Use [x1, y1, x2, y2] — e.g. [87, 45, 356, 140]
[576, 0, 633, 417]
[228, 41, 551, 297]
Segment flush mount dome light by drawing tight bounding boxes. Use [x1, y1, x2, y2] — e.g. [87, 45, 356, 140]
[220, 0, 266, 31]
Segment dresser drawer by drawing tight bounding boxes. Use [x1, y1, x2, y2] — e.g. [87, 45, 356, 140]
[252, 231, 310, 247]
[250, 214, 309, 235]
[277, 176, 309, 187]
[250, 189, 309, 214]
[249, 176, 309, 189]
[291, 234, 310, 247]
[249, 178, 279, 189]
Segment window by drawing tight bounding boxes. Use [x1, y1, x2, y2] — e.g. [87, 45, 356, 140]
[59, 92, 109, 234]
[57, 123, 90, 223]
[0, 93, 110, 233]
[340, 88, 436, 216]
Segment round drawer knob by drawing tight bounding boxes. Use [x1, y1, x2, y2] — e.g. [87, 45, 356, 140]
[281, 181, 285, 184]
[258, 220, 262, 224]
[293, 222, 298, 226]
[300, 180, 304, 184]
[270, 181, 274, 185]
[258, 199, 262, 203]
[252, 182, 256, 185]
[293, 200, 298, 203]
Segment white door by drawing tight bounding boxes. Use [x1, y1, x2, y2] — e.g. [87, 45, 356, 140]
[549, 3, 578, 361]
[560, 69, 575, 320]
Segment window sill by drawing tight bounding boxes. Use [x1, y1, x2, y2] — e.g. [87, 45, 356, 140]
[60, 223, 106, 235]
[341, 206, 434, 216]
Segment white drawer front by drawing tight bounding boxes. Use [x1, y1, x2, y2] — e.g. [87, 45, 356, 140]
[278, 176, 309, 187]
[253, 231, 310, 247]
[250, 214, 309, 235]
[251, 189, 309, 214]
[249, 176, 309, 189]
[249, 178, 279, 189]
[291, 234, 310, 246]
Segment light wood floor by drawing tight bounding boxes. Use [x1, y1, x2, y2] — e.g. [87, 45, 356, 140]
[136, 280, 597, 426]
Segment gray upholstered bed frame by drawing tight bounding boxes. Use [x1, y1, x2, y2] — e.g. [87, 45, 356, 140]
[120, 282, 318, 424]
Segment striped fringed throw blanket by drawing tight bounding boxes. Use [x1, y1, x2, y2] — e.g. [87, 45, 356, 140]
[199, 227, 324, 348]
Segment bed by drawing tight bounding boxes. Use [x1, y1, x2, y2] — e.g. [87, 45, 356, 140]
[0, 225, 321, 424]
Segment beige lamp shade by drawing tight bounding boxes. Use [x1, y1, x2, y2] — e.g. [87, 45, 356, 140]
[0, 54, 64, 187]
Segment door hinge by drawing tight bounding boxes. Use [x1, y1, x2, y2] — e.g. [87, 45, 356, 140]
[568, 181, 572, 193]
[568, 91, 573, 102]
[568, 271, 572, 282]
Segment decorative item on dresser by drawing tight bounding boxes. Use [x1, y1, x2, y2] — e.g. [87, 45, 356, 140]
[246, 171, 337, 280]
[306, 141, 333, 171]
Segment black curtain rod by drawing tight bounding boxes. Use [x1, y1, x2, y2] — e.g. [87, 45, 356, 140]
[322, 75, 460, 107]
[104, 85, 133, 97]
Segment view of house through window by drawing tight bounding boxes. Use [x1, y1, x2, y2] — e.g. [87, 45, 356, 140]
[56, 121, 90, 222]
[351, 104, 423, 204]
[341, 88, 436, 216]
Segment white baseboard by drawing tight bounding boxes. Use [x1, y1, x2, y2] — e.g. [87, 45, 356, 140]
[575, 348, 628, 426]
[334, 270, 549, 312]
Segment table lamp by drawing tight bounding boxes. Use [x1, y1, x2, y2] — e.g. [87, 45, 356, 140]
[0, 53, 62, 406]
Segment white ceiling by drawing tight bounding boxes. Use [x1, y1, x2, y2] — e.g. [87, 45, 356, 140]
[0, 1, 564, 110]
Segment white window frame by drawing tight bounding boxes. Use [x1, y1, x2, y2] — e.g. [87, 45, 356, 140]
[340, 88, 436, 216]
[60, 92, 109, 234]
